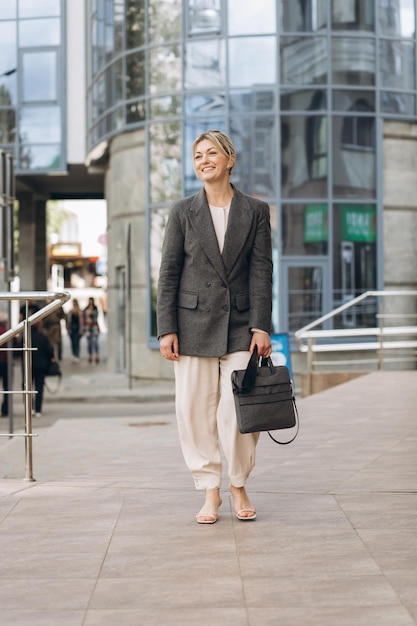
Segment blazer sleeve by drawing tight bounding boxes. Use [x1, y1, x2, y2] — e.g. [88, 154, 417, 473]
[248, 201, 273, 334]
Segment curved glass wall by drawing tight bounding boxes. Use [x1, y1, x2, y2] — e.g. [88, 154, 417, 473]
[86, 0, 417, 337]
[0, 0, 65, 173]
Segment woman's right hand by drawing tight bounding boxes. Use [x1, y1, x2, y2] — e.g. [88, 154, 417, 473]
[159, 333, 179, 361]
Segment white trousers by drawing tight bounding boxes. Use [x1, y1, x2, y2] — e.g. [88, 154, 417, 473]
[174, 351, 259, 490]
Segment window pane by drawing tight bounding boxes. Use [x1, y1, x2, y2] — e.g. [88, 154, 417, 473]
[150, 205, 171, 336]
[332, 37, 375, 85]
[379, 0, 415, 37]
[281, 89, 327, 111]
[230, 90, 275, 112]
[126, 50, 145, 98]
[126, 100, 146, 124]
[20, 106, 61, 142]
[331, 0, 374, 31]
[380, 91, 415, 115]
[333, 116, 375, 198]
[333, 204, 377, 325]
[281, 0, 327, 32]
[288, 266, 324, 331]
[380, 40, 415, 90]
[150, 95, 182, 119]
[149, 0, 181, 43]
[149, 122, 182, 203]
[22, 51, 57, 102]
[0, 109, 16, 143]
[125, 0, 145, 48]
[185, 93, 226, 115]
[228, 0, 275, 35]
[332, 90, 375, 111]
[0, 2, 16, 19]
[281, 115, 328, 199]
[18, 0, 60, 17]
[229, 37, 276, 88]
[282, 204, 328, 255]
[185, 39, 225, 89]
[188, 0, 221, 36]
[281, 36, 327, 84]
[230, 116, 276, 198]
[19, 18, 60, 46]
[150, 44, 181, 94]
[0, 22, 17, 105]
[19, 144, 61, 170]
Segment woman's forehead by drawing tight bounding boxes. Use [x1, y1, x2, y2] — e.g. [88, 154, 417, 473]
[194, 138, 217, 153]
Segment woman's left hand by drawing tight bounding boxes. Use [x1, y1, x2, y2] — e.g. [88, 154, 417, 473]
[250, 332, 272, 358]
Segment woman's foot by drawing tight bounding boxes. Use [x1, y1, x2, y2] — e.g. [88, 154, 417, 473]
[196, 488, 222, 524]
[228, 484, 256, 521]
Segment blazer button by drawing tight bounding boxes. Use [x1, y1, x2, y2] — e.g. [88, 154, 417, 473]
[205, 281, 211, 287]
[222, 305, 229, 312]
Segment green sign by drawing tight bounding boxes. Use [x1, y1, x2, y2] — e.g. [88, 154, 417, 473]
[304, 204, 328, 242]
[340, 204, 376, 242]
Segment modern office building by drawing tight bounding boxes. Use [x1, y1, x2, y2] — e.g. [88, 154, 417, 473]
[1, 1, 416, 379]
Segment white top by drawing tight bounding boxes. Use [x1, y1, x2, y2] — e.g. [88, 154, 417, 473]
[209, 203, 231, 254]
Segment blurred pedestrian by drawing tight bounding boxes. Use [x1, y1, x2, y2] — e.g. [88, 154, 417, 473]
[66, 298, 83, 363]
[31, 322, 55, 417]
[44, 306, 65, 360]
[83, 297, 100, 363]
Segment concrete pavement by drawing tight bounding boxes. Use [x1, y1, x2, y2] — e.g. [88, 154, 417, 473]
[0, 359, 416, 625]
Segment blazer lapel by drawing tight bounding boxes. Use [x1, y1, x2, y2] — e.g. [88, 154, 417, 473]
[189, 189, 228, 283]
[222, 188, 255, 275]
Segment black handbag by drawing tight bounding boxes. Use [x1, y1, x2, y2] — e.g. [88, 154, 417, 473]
[47, 360, 62, 377]
[231, 346, 299, 445]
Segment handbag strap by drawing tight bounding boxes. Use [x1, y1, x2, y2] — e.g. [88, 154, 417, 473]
[267, 397, 299, 445]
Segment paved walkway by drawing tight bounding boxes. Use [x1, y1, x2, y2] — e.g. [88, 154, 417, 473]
[0, 365, 416, 626]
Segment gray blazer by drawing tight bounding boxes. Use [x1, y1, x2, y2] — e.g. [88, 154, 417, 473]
[157, 185, 273, 357]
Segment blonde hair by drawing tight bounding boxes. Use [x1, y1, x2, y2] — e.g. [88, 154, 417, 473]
[192, 129, 236, 173]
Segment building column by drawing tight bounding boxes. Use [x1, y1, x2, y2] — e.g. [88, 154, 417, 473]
[18, 193, 48, 291]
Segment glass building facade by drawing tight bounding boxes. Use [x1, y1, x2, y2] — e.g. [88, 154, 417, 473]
[0, 0, 65, 173]
[86, 0, 417, 344]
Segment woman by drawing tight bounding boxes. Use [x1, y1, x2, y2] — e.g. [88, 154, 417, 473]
[66, 298, 83, 362]
[157, 130, 273, 524]
[83, 297, 100, 363]
[31, 322, 55, 417]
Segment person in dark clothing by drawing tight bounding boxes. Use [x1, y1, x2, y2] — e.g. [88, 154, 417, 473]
[31, 323, 55, 417]
[66, 298, 83, 362]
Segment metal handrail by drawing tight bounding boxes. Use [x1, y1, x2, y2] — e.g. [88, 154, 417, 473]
[294, 290, 417, 395]
[0, 291, 71, 481]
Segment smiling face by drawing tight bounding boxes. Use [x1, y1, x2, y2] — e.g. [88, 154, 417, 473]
[193, 138, 235, 184]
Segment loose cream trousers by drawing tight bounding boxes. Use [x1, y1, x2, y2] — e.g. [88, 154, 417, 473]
[174, 351, 259, 490]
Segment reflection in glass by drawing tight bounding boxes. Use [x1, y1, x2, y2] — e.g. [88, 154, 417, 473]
[380, 91, 415, 115]
[151, 96, 182, 119]
[188, 0, 221, 36]
[20, 106, 61, 142]
[281, 115, 328, 198]
[281, 37, 327, 84]
[125, 0, 145, 48]
[185, 39, 225, 88]
[288, 266, 323, 331]
[0, 109, 16, 143]
[331, 0, 374, 31]
[228, 0, 275, 35]
[380, 40, 415, 90]
[282, 204, 328, 255]
[126, 50, 145, 99]
[18, 0, 60, 17]
[185, 93, 225, 115]
[150, 45, 181, 94]
[230, 90, 274, 112]
[333, 116, 375, 198]
[281, 89, 327, 111]
[0, 22, 17, 106]
[229, 37, 276, 88]
[333, 203, 376, 326]
[379, 0, 415, 37]
[332, 37, 375, 85]
[19, 144, 61, 170]
[150, 205, 171, 336]
[230, 116, 276, 198]
[332, 90, 375, 111]
[126, 100, 146, 124]
[149, 0, 180, 43]
[19, 18, 60, 46]
[149, 122, 182, 203]
[22, 51, 57, 102]
[281, 0, 326, 31]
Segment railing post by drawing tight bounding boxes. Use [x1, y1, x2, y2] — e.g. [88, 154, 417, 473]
[306, 337, 314, 395]
[378, 299, 384, 370]
[23, 318, 35, 482]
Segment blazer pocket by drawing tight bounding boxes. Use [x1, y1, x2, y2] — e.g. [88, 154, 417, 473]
[178, 290, 198, 310]
[235, 293, 250, 311]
